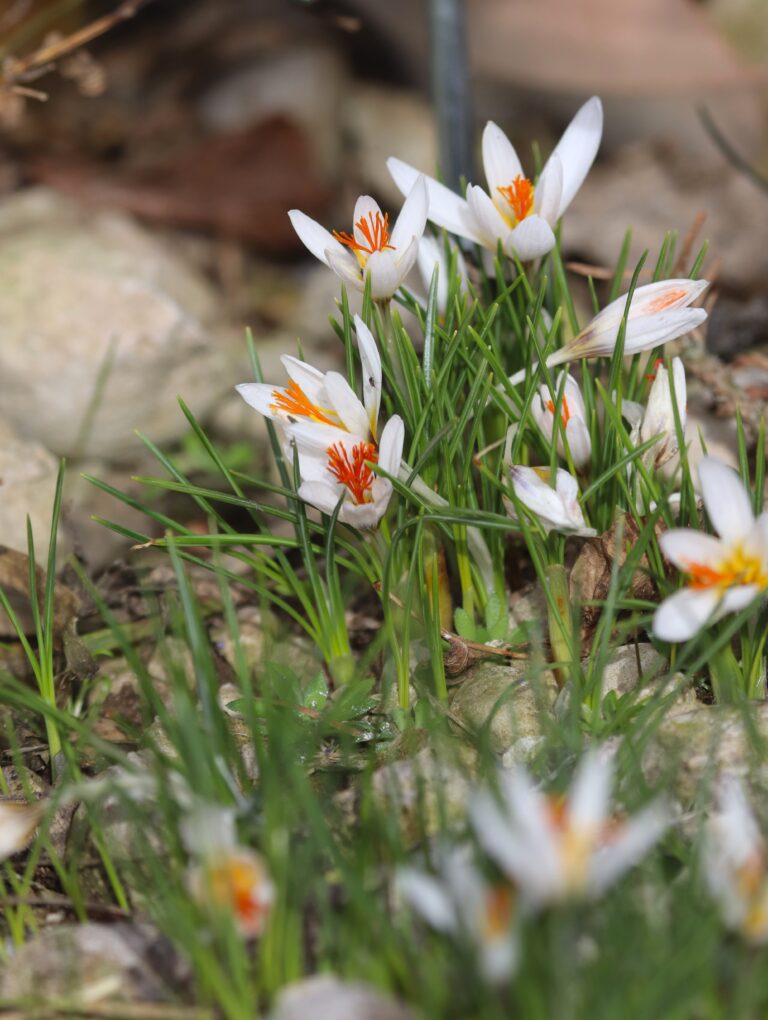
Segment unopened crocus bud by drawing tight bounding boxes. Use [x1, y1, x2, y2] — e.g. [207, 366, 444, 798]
[640, 357, 686, 468]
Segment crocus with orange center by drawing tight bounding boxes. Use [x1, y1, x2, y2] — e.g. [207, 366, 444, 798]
[236, 314, 381, 443]
[653, 457, 768, 642]
[288, 178, 428, 300]
[388, 96, 603, 262]
[531, 372, 591, 469]
[191, 849, 274, 938]
[469, 751, 670, 907]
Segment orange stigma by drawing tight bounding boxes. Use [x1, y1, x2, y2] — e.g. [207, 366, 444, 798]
[333, 211, 395, 257]
[498, 175, 534, 224]
[546, 395, 571, 426]
[270, 380, 337, 426]
[327, 441, 378, 505]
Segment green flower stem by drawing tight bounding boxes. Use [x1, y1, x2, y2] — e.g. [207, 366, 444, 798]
[545, 563, 573, 689]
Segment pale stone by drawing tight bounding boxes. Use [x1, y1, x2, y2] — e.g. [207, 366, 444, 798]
[0, 923, 183, 1003]
[0, 188, 236, 459]
[449, 661, 558, 755]
[0, 416, 61, 560]
[642, 703, 768, 805]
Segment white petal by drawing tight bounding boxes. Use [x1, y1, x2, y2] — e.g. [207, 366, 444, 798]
[588, 800, 670, 896]
[566, 419, 592, 469]
[378, 415, 405, 477]
[623, 308, 707, 354]
[325, 247, 364, 291]
[745, 513, 768, 564]
[535, 153, 564, 225]
[470, 788, 560, 901]
[323, 372, 369, 438]
[652, 586, 721, 642]
[288, 209, 347, 267]
[717, 584, 761, 618]
[547, 96, 603, 218]
[352, 195, 383, 248]
[297, 478, 344, 516]
[660, 529, 725, 572]
[416, 235, 448, 314]
[287, 419, 355, 455]
[0, 801, 44, 861]
[466, 185, 508, 247]
[339, 497, 389, 530]
[354, 316, 381, 438]
[698, 457, 755, 543]
[281, 355, 328, 406]
[505, 215, 556, 260]
[365, 249, 403, 300]
[392, 235, 421, 283]
[387, 157, 483, 244]
[235, 382, 280, 419]
[397, 869, 458, 933]
[481, 121, 524, 201]
[567, 751, 613, 834]
[592, 279, 709, 334]
[390, 175, 428, 252]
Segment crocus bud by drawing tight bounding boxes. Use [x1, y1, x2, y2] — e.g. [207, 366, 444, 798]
[640, 357, 686, 468]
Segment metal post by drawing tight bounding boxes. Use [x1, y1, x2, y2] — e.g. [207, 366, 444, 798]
[429, 0, 473, 190]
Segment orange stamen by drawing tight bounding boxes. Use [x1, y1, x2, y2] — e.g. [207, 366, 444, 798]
[327, 441, 378, 505]
[497, 175, 534, 224]
[333, 211, 395, 256]
[646, 289, 687, 313]
[546, 395, 571, 426]
[684, 548, 768, 591]
[270, 380, 337, 426]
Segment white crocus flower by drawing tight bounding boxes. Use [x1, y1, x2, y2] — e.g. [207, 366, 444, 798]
[704, 777, 768, 944]
[184, 804, 275, 939]
[236, 317, 403, 530]
[505, 465, 596, 537]
[508, 279, 708, 385]
[388, 97, 602, 262]
[653, 457, 768, 642]
[236, 315, 381, 443]
[287, 414, 404, 530]
[398, 849, 518, 983]
[0, 801, 45, 861]
[416, 234, 470, 318]
[469, 752, 670, 908]
[288, 178, 428, 301]
[532, 372, 591, 469]
[640, 357, 686, 469]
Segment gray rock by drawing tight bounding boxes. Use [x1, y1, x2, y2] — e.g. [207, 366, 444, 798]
[592, 642, 668, 698]
[270, 976, 415, 1020]
[642, 702, 768, 805]
[0, 922, 185, 1004]
[0, 417, 61, 560]
[449, 661, 558, 755]
[368, 741, 475, 844]
[0, 188, 235, 459]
